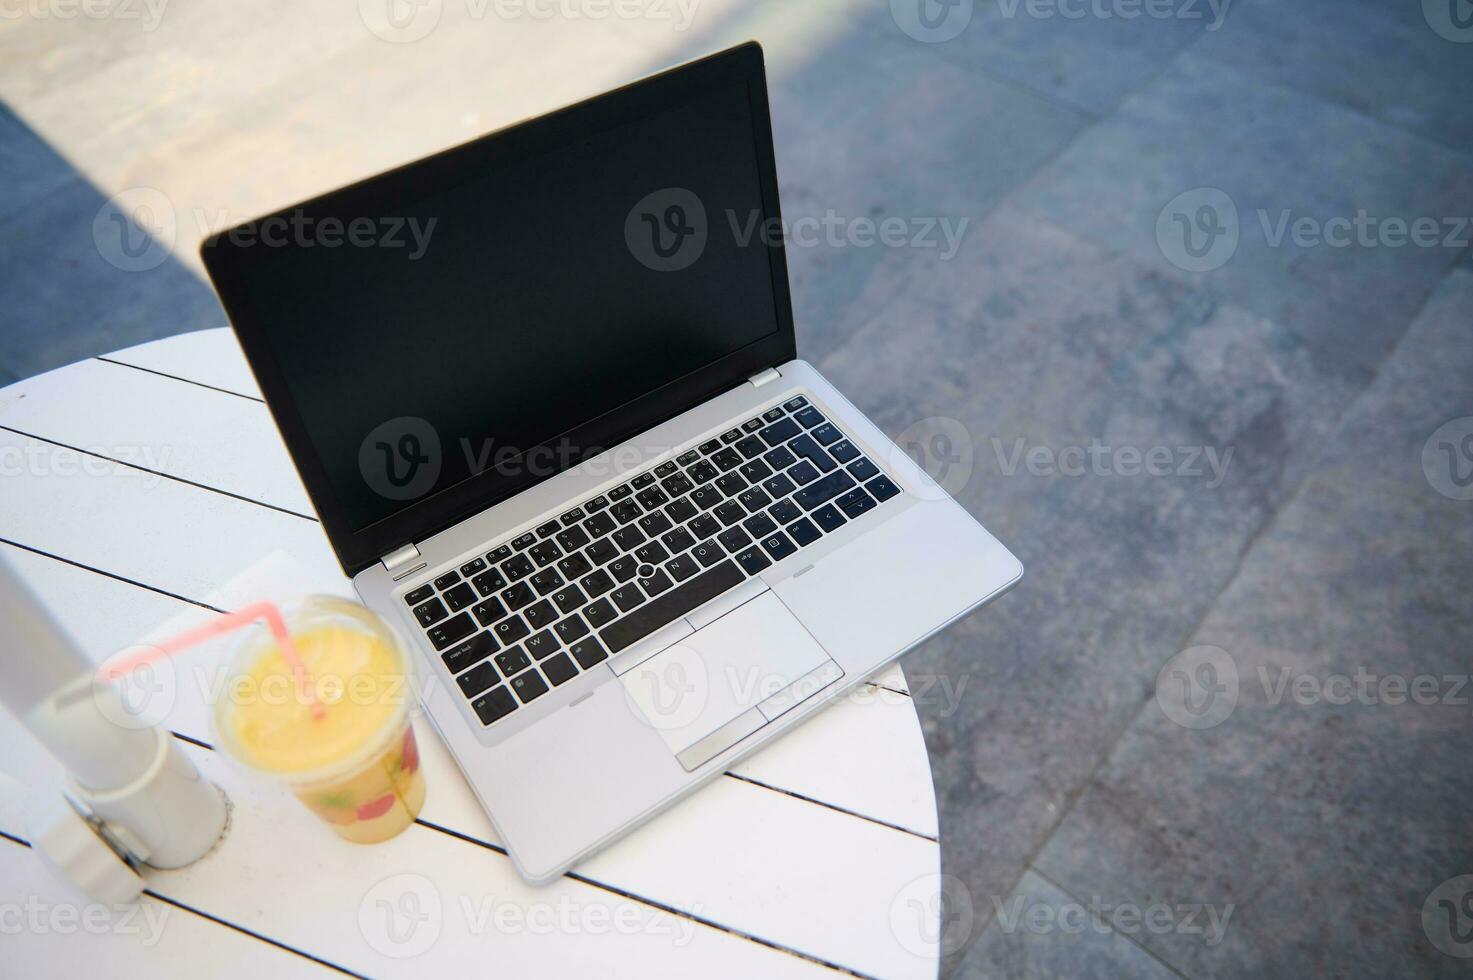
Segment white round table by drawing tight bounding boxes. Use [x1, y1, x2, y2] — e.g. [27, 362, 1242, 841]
[0, 329, 941, 979]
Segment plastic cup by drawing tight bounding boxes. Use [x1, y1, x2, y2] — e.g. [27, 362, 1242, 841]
[212, 596, 426, 843]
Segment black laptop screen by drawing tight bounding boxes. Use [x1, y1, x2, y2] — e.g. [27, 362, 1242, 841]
[231, 77, 782, 534]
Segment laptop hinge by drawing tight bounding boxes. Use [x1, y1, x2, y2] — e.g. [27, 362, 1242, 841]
[380, 542, 422, 573]
[747, 367, 782, 388]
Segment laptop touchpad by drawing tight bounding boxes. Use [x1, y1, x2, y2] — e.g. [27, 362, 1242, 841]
[618, 591, 832, 764]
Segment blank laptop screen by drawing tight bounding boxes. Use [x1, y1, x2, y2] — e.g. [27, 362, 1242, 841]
[232, 78, 781, 533]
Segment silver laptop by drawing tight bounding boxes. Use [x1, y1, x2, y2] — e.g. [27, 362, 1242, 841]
[202, 42, 1022, 883]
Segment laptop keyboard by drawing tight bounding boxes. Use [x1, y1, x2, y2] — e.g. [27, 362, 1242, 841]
[402, 395, 902, 729]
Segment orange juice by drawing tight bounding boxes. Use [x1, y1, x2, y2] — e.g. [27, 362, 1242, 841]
[213, 598, 425, 843]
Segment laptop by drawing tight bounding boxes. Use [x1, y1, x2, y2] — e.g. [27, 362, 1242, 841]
[201, 42, 1022, 883]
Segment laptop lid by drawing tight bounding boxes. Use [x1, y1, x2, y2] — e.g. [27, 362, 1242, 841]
[201, 43, 796, 577]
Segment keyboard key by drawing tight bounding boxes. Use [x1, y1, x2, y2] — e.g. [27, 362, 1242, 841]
[735, 546, 771, 576]
[551, 585, 587, 615]
[611, 584, 645, 612]
[783, 395, 809, 412]
[584, 597, 617, 628]
[764, 446, 796, 469]
[428, 612, 476, 650]
[611, 500, 641, 524]
[635, 542, 670, 565]
[503, 553, 535, 581]
[443, 582, 476, 612]
[555, 615, 590, 644]
[473, 686, 517, 725]
[569, 638, 609, 669]
[542, 653, 577, 687]
[793, 470, 856, 510]
[739, 459, 773, 483]
[790, 434, 837, 473]
[763, 474, 796, 499]
[433, 571, 461, 591]
[524, 600, 556, 630]
[556, 525, 590, 552]
[737, 488, 772, 513]
[413, 597, 448, 627]
[472, 597, 508, 627]
[560, 507, 585, 526]
[638, 512, 673, 536]
[715, 473, 746, 496]
[636, 486, 669, 510]
[536, 520, 560, 539]
[712, 448, 743, 472]
[584, 495, 609, 512]
[788, 517, 821, 547]
[689, 485, 721, 510]
[763, 407, 784, 423]
[847, 457, 880, 482]
[557, 553, 591, 579]
[599, 560, 744, 653]
[457, 661, 498, 697]
[829, 439, 860, 464]
[735, 436, 765, 460]
[471, 568, 506, 596]
[404, 584, 434, 606]
[689, 514, 721, 540]
[677, 449, 701, 466]
[654, 460, 678, 478]
[760, 532, 798, 562]
[607, 484, 633, 501]
[718, 527, 752, 552]
[586, 538, 618, 565]
[691, 541, 724, 567]
[502, 581, 535, 610]
[759, 418, 800, 446]
[714, 501, 745, 526]
[788, 461, 819, 485]
[639, 569, 673, 597]
[688, 460, 718, 484]
[742, 417, 764, 433]
[867, 475, 901, 501]
[494, 646, 531, 677]
[661, 527, 695, 554]
[794, 406, 825, 428]
[459, 557, 487, 578]
[631, 472, 655, 490]
[812, 504, 847, 533]
[811, 423, 842, 447]
[720, 428, 743, 444]
[667, 553, 700, 582]
[612, 525, 645, 551]
[525, 630, 559, 660]
[608, 556, 639, 583]
[665, 495, 697, 524]
[530, 568, 564, 595]
[743, 512, 777, 538]
[511, 532, 537, 550]
[511, 670, 549, 703]
[661, 473, 693, 497]
[584, 511, 616, 538]
[528, 541, 562, 567]
[442, 631, 497, 674]
[581, 568, 615, 597]
[493, 615, 530, 645]
[837, 488, 878, 519]
[487, 544, 513, 563]
[769, 499, 802, 524]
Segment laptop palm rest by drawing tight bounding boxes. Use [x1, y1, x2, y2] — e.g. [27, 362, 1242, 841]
[617, 591, 840, 771]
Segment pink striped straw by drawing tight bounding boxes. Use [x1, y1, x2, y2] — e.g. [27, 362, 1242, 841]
[100, 601, 325, 721]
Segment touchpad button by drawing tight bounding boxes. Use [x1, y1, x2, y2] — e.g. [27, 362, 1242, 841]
[617, 591, 831, 757]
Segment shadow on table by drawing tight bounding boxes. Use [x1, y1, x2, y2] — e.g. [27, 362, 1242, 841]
[0, 101, 223, 386]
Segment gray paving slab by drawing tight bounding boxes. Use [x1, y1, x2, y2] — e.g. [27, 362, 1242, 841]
[956, 870, 1185, 980]
[1033, 268, 1473, 979]
[1013, 51, 1473, 386]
